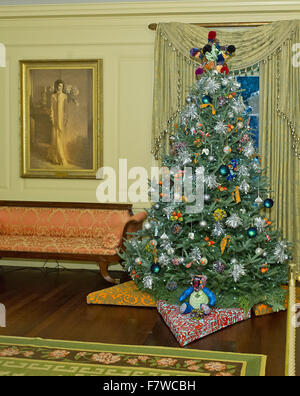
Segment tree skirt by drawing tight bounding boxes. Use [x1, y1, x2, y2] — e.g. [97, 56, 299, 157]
[86, 280, 156, 307]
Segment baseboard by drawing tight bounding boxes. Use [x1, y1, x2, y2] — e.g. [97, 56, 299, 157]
[0, 259, 124, 272]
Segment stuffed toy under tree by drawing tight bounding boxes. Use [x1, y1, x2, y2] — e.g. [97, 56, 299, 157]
[120, 30, 291, 314]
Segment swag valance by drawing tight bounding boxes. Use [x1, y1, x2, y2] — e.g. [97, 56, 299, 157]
[151, 20, 300, 271]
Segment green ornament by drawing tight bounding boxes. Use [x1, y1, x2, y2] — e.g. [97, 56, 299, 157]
[247, 227, 257, 238]
[151, 263, 161, 274]
[264, 198, 274, 208]
[202, 95, 212, 104]
[219, 165, 230, 176]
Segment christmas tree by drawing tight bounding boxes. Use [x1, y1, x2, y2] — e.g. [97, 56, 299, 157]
[120, 31, 291, 313]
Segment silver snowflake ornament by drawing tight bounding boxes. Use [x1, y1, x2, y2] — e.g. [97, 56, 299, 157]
[243, 142, 255, 158]
[204, 77, 220, 94]
[212, 222, 225, 237]
[231, 96, 246, 114]
[158, 253, 171, 266]
[254, 217, 267, 232]
[190, 247, 202, 264]
[181, 103, 198, 122]
[214, 121, 227, 135]
[226, 213, 243, 228]
[205, 174, 219, 189]
[230, 263, 246, 283]
[274, 241, 289, 263]
[143, 275, 153, 290]
[239, 180, 250, 194]
[237, 165, 250, 178]
[177, 150, 192, 166]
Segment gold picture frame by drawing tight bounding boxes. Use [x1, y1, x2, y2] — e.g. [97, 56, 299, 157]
[20, 59, 103, 179]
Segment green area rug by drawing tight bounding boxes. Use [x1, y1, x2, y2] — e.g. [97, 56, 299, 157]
[0, 335, 266, 376]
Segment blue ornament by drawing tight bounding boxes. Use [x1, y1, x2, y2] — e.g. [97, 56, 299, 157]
[264, 198, 274, 208]
[202, 95, 212, 104]
[216, 54, 225, 64]
[151, 263, 161, 274]
[190, 48, 200, 57]
[219, 165, 230, 176]
[247, 227, 257, 238]
[227, 159, 238, 180]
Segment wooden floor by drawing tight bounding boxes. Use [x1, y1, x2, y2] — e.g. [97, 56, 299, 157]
[0, 265, 298, 376]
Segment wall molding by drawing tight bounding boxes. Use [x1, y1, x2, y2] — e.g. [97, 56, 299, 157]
[0, 1, 300, 19]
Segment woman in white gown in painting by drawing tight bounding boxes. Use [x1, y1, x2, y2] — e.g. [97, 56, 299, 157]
[47, 79, 69, 166]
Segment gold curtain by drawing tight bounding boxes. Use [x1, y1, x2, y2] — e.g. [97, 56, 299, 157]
[152, 20, 300, 274]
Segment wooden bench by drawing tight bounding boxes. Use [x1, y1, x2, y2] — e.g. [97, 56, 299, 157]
[0, 201, 147, 284]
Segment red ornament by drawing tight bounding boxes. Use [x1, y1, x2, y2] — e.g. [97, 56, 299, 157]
[265, 233, 271, 242]
[208, 31, 217, 40]
[221, 65, 229, 75]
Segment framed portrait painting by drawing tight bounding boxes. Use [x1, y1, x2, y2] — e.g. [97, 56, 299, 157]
[20, 59, 103, 179]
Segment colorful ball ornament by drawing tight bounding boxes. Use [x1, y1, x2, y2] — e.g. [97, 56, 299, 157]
[150, 263, 161, 274]
[263, 198, 274, 208]
[213, 260, 225, 273]
[247, 227, 258, 238]
[255, 247, 264, 256]
[217, 97, 227, 107]
[200, 257, 208, 266]
[223, 146, 232, 154]
[171, 223, 183, 235]
[219, 165, 230, 176]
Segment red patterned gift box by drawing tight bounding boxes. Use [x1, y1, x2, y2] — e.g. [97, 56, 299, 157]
[157, 300, 251, 347]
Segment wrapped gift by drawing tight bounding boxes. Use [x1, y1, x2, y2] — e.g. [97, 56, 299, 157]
[253, 303, 278, 316]
[253, 285, 300, 316]
[157, 300, 251, 347]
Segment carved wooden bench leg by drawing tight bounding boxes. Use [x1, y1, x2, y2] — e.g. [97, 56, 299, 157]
[98, 262, 119, 284]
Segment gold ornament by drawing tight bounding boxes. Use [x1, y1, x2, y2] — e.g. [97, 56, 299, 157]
[200, 103, 216, 115]
[232, 186, 241, 203]
[220, 235, 231, 254]
[213, 209, 227, 221]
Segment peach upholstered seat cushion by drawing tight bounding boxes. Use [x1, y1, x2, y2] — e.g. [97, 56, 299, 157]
[0, 207, 131, 237]
[0, 234, 118, 255]
[0, 206, 133, 255]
